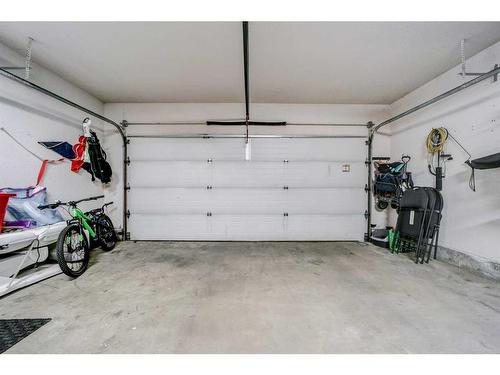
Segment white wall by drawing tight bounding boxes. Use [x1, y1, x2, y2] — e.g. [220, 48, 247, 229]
[104, 103, 391, 232]
[0, 42, 106, 214]
[388, 40, 500, 263]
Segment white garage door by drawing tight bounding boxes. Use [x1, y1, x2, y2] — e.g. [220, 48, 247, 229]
[127, 136, 368, 241]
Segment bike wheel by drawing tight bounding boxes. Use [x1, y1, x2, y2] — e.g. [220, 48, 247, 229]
[56, 224, 90, 278]
[97, 214, 117, 251]
[375, 200, 389, 211]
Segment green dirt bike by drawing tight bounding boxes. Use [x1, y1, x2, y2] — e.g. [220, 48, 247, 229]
[38, 195, 116, 278]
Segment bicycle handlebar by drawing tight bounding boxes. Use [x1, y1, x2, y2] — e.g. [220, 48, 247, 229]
[71, 195, 104, 205]
[38, 195, 104, 210]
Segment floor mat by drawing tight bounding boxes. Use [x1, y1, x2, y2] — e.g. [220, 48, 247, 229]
[0, 319, 51, 353]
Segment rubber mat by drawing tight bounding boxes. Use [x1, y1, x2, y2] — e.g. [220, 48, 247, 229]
[0, 318, 51, 353]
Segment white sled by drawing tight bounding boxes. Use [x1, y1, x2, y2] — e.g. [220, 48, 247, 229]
[0, 222, 65, 297]
[0, 221, 66, 255]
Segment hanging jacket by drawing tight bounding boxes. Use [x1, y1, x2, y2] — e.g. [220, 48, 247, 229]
[71, 135, 87, 172]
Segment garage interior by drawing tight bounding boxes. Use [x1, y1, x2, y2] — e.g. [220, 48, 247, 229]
[0, 21, 500, 354]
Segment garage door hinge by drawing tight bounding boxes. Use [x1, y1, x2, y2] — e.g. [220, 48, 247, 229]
[125, 184, 131, 191]
[283, 212, 289, 217]
[206, 185, 213, 190]
[207, 158, 213, 163]
[364, 210, 369, 219]
[283, 159, 289, 163]
[126, 210, 131, 219]
[283, 186, 289, 190]
[364, 184, 370, 193]
[125, 157, 131, 165]
[365, 159, 370, 166]
[206, 212, 212, 217]
[125, 232, 131, 240]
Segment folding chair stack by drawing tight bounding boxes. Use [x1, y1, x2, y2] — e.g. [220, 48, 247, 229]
[392, 187, 443, 264]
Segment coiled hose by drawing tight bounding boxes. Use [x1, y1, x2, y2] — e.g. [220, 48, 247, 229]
[426, 127, 476, 191]
[426, 127, 448, 154]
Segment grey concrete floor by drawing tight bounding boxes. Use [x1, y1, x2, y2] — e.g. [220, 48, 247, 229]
[1, 241, 500, 353]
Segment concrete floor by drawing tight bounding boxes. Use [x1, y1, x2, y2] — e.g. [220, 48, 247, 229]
[1, 241, 499, 353]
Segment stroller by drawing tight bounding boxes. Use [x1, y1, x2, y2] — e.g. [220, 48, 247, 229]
[373, 155, 414, 211]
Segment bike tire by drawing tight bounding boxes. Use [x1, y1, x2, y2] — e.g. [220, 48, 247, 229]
[56, 224, 90, 278]
[98, 214, 117, 251]
[375, 200, 389, 211]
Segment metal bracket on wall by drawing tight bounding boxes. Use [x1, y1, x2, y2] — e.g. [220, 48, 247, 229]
[1, 37, 34, 79]
[460, 63, 499, 82]
[459, 40, 499, 82]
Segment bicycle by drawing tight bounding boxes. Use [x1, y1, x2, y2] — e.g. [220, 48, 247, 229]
[38, 195, 116, 277]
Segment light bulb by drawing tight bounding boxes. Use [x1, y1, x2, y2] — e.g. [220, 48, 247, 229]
[245, 140, 251, 161]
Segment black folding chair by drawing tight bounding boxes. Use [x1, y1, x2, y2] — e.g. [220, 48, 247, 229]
[395, 187, 430, 261]
[421, 188, 443, 263]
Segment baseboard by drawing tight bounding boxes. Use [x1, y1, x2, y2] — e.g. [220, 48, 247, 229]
[436, 246, 500, 281]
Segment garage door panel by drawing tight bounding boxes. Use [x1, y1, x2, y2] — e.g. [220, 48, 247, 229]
[130, 137, 367, 162]
[129, 214, 364, 241]
[130, 161, 366, 188]
[211, 162, 285, 187]
[129, 188, 287, 214]
[129, 188, 365, 215]
[285, 188, 365, 214]
[129, 161, 209, 187]
[251, 138, 367, 161]
[129, 138, 247, 160]
[284, 162, 366, 187]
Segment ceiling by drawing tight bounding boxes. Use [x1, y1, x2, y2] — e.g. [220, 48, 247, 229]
[1, 22, 500, 104]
